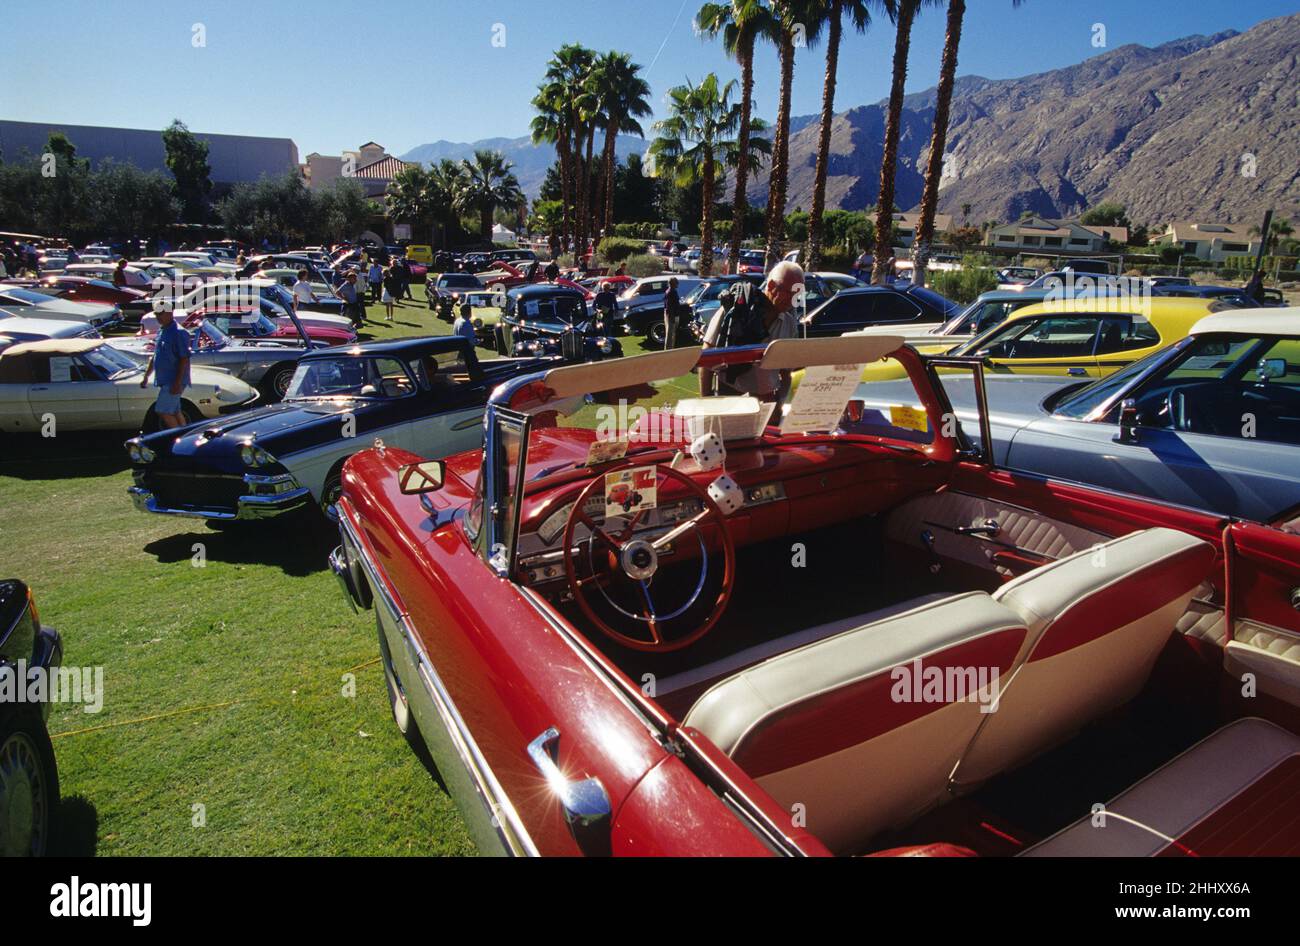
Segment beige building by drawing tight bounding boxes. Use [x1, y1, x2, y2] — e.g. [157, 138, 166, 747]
[302, 142, 414, 198]
[892, 211, 953, 246]
[1149, 222, 1262, 262]
[986, 217, 1127, 253]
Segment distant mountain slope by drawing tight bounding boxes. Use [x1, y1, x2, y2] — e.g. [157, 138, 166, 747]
[753, 13, 1298, 226]
[400, 134, 646, 200]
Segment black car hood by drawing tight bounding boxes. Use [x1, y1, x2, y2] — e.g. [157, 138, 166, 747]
[145, 398, 373, 461]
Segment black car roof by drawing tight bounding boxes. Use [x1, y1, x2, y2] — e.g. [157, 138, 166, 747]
[298, 335, 468, 361]
[508, 283, 586, 299]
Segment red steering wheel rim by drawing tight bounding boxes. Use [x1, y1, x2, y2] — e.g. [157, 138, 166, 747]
[561, 461, 736, 652]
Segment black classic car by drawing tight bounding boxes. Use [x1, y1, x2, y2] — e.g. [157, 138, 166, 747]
[798, 284, 961, 338]
[125, 336, 552, 522]
[497, 284, 622, 362]
[0, 578, 61, 856]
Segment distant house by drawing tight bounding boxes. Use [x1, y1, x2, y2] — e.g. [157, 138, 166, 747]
[302, 142, 414, 198]
[0, 119, 298, 190]
[892, 212, 953, 246]
[985, 217, 1127, 254]
[1148, 222, 1262, 262]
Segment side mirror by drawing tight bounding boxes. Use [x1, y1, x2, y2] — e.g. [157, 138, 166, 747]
[1116, 398, 1139, 444]
[1257, 358, 1286, 383]
[398, 459, 445, 494]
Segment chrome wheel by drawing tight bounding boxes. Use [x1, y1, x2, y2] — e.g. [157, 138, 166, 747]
[0, 730, 49, 857]
[319, 473, 343, 522]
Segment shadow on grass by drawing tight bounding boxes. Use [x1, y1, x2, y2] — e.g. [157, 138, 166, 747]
[49, 795, 99, 856]
[0, 432, 131, 480]
[142, 517, 336, 577]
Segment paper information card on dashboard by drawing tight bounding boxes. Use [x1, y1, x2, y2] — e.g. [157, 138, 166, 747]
[784, 363, 866, 433]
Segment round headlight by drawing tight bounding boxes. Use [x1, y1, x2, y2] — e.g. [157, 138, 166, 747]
[127, 442, 141, 462]
[599, 339, 613, 353]
[139, 444, 155, 463]
[240, 444, 256, 466]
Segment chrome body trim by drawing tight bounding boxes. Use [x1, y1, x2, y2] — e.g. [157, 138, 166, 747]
[337, 505, 538, 857]
[127, 483, 311, 520]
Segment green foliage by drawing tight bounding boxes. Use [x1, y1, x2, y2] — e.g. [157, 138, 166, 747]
[1079, 202, 1130, 228]
[622, 253, 665, 277]
[161, 119, 213, 223]
[929, 255, 999, 303]
[611, 221, 662, 239]
[596, 236, 646, 264]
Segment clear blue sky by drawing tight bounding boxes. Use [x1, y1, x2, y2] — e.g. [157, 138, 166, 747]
[1, 0, 1294, 158]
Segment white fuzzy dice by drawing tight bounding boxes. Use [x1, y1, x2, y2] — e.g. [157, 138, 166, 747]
[708, 474, 745, 516]
[690, 431, 726, 472]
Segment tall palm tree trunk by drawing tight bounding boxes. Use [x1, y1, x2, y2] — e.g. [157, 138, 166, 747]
[727, 43, 755, 275]
[765, 31, 796, 270]
[602, 125, 618, 237]
[871, 0, 917, 284]
[806, 1, 842, 271]
[911, 0, 965, 288]
[558, 142, 573, 252]
[701, 153, 717, 277]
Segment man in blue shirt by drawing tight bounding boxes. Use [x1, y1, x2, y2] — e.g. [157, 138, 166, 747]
[452, 303, 478, 345]
[140, 304, 192, 428]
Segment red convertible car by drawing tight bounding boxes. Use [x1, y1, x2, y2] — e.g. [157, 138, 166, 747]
[332, 337, 1300, 856]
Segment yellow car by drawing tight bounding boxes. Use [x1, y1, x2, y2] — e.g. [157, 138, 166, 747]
[404, 244, 434, 264]
[859, 296, 1222, 382]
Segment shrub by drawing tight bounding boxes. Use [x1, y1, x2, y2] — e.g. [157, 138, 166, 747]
[929, 259, 998, 304]
[622, 253, 667, 278]
[817, 247, 857, 273]
[596, 236, 645, 265]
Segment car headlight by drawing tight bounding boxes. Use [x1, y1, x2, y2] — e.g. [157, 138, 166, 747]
[598, 338, 613, 354]
[213, 385, 243, 402]
[240, 443, 276, 467]
[126, 440, 155, 464]
[473, 318, 484, 329]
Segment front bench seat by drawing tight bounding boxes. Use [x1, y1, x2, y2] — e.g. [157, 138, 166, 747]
[1024, 717, 1300, 856]
[950, 527, 1216, 790]
[683, 592, 1029, 854]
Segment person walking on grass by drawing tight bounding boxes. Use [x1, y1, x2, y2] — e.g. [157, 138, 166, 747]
[367, 258, 383, 303]
[291, 268, 316, 311]
[339, 272, 364, 329]
[382, 263, 400, 321]
[140, 304, 192, 429]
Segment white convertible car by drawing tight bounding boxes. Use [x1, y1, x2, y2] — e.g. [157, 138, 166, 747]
[0, 338, 258, 433]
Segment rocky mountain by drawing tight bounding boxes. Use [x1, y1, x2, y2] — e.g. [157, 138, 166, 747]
[752, 13, 1300, 227]
[400, 134, 646, 200]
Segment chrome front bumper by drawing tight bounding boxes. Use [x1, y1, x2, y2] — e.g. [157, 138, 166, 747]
[128, 474, 311, 521]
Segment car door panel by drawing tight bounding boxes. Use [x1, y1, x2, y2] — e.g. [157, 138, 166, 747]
[1225, 523, 1300, 709]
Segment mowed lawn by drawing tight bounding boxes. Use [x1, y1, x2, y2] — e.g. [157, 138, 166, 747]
[0, 295, 482, 856]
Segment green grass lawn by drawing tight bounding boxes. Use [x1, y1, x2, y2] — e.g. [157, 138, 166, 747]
[0, 291, 670, 856]
[0, 297, 480, 856]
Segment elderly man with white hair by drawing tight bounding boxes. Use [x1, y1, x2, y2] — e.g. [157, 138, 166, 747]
[703, 260, 805, 401]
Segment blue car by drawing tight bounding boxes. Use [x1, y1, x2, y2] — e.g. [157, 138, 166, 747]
[125, 336, 551, 522]
[854, 308, 1300, 523]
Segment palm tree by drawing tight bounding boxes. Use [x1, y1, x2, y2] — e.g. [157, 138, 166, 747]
[697, 1, 777, 274]
[870, 0, 927, 284]
[591, 51, 653, 240]
[530, 84, 571, 251]
[455, 150, 524, 243]
[805, 1, 874, 270]
[649, 74, 748, 277]
[534, 44, 598, 263]
[764, 1, 825, 270]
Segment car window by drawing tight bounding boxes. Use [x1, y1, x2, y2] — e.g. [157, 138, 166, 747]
[874, 294, 923, 323]
[973, 316, 1100, 359]
[1095, 316, 1161, 354]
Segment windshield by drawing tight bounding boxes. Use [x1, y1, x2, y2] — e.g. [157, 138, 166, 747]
[1, 288, 57, 305]
[284, 356, 415, 400]
[83, 344, 143, 379]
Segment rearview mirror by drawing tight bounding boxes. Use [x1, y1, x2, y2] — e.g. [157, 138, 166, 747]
[1257, 358, 1286, 382]
[398, 459, 445, 494]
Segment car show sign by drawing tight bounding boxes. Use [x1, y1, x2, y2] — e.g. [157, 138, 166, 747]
[784, 363, 867, 433]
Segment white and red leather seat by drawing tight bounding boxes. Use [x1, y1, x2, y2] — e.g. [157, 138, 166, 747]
[684, 527, 1215, 853]
[1024, 717, 1300, 856]
[950, 527, 1216, 790]
[684, 592, 1028, 853]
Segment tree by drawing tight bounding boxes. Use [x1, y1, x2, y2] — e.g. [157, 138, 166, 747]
[697, 1, 777, 274]
[386, 164, 455, 243]
[87, 161, 179, 240]
[529, 200, 565, 256]
[612, 152, 659, 223]
[1080, 201, 1130, 228]
[591, 51, 652, 237]
[1250, 217, 1295, 255]
[317, 177, 373, 244]
[871, 0, 928, 284]
[806, 0, 875, 270]
[455, 150, 524, 243]
[649, 74, 748, 277]
[161, 120, 212, 224]
[764, 1, 825, 269]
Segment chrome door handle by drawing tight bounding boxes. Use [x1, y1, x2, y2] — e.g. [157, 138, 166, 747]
[527, 727, 611, 853]
[956, 518, 1001, 537]
[1068, 367, 1088, 377]
[1290, 587, 1300, 612]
